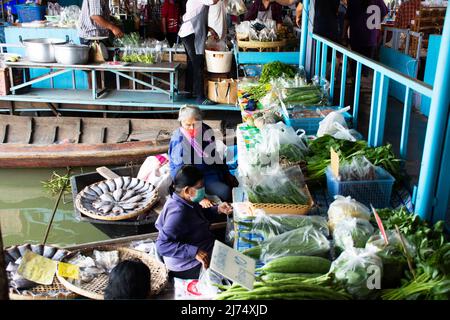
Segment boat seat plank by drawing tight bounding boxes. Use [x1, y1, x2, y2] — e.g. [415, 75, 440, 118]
[0, 115, 32, 144]
[32, 117, 80, 145]
[0, 123, 8, 143]
[81, 118, 130, 144]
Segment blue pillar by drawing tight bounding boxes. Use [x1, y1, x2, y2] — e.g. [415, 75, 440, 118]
[299, 0, 310, 67]
[415, 7, 450, 220]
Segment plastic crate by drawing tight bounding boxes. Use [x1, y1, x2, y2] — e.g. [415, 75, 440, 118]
[16, 5, 46, 23]
[282, 106, 353, 135]
[326, 166, 395, 209]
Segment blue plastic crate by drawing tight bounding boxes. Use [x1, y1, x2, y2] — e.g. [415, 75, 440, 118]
[326, 166, 395, 209]
[282, 106, 353, 135]
[16, 4, 46, 23]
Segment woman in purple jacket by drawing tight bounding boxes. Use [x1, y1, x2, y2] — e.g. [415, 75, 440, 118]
[155, 165, 233, 279]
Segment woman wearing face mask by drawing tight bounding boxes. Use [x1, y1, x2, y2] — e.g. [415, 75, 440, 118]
[155, 165, 233, 279]
[168, 105, 238, 206]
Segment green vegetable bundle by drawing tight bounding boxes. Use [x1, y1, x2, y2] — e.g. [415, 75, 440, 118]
[279, 143, 305, 163]
[306, 135, 402, 182]
[237, 214, 329, 241]
[333, 218, 375, 251]
[215, 273, 350, 300]
[259, 61, 297, 84]
[283, 85, 325, 106]
[246, 180, 309, 205]
[243, 226, 330, 262]
[243, 83, 271, 101]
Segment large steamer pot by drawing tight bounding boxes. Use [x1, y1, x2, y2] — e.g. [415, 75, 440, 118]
[54, 43, 90, 65]
[20, 36, 69, 63]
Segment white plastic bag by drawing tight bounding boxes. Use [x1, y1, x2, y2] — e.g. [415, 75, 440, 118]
[330, 246, 383, 299]
[197, 267, 232, 299]
[227, 0, 247, 16]
[328, 196, 371, 232]
[137, 154, 171, 199]
[333, 217, 375, 250]
[317, 106, 351, 137]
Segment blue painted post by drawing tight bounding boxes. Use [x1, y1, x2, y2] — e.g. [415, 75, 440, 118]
[299, 0, 310, 67]
[368, 71, 381, 146]
[374, 75, 390, 146]
[330, 49, 336, 101]
[320, 43, 328, 79]
[339, 55, 348, 108]
[433, 114, 450, 224]
[415, 7, 450, 221]
[353, 62, 362, 128]
[400, 87, 413, 159]
[315, 40, 321, 76]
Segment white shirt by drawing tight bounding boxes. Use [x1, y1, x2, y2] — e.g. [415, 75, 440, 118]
[208, 0, 228, 40]
[178, 0, 215, 38]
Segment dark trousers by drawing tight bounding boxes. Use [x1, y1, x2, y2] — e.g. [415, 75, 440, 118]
[350, 44, 376, 77]
[166, 32, 179, 47]
[181, 33, 205, 99]
[169, 263, 202, 280]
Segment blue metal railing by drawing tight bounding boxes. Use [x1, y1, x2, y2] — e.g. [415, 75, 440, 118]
[299, 1, 450, 223]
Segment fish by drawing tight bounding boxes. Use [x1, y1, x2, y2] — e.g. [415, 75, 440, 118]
[11, 278, 37, 290]
[115, 177, 124, 190]
[82, 192, 97, 201]
[112, 206, 124, 215]
[122, 177, 132, 189]
[99, 203, 114, 214]
[84, 188, 98, 197]
[90, 185, 103, 196]
[30, 244, 43, 256]
[100, 193, 115, 203]
[67, 253, 96, 268]
[79, 266, 104, 283]
[105, 180, 116, 192]
[120, 189, 136, 202]
[4, 252, 15, 265]
[121, 203, 138, 210]
[52, 249, 69, 262]
[98, 182, 109, 194]
[124, 195, 143, 203]
[43, 246, 57, 259]
[6, 247, 21, 261]
[6, 262, 18, 272]
[133, 180, 145, 192]
[113, 189, 123, 202]
[93, 250, 119, 272]
[92, 200, 103, 209]
[17, 244, 31, 257]
[128, 178, 139, 189]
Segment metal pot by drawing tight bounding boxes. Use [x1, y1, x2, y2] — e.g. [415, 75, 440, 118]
[20, 36, 69, 63]
[54, 43, 90, 65]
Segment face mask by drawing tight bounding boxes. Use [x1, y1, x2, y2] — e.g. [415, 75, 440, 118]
[191, 187, 205, 203]
[186, 128, 197, 138]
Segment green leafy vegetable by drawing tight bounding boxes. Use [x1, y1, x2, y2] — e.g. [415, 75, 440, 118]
[259, 61, 297, 84]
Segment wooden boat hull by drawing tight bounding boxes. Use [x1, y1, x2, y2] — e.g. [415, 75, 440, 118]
[0, 115, 225, 168]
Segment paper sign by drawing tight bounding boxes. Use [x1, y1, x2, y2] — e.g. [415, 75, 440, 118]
[57, 262, 80, 280]
[371, 205, 389, 245]
[330, 147, 340, 178]
[17, 250, 58, 285]
[210, 240, 255, 290]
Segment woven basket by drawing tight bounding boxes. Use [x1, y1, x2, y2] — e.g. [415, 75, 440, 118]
[75, 179, 159, 221]
[250, 185, 314, 215]
[56, 246, 169, 300]
[5, 244, 77, 300]
[238, 39, 287, 49]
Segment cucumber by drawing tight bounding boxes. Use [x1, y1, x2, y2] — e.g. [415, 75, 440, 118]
[242, 246, 262, 260]
[258, 256, 331, 274]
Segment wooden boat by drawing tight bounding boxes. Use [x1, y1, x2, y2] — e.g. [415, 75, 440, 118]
[0, 115, 224, 168]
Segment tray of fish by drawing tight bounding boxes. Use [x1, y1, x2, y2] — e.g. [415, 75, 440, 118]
[4, 243, 77, 300]
[56, 245, 169, 300]
[75, 176, 159, 221]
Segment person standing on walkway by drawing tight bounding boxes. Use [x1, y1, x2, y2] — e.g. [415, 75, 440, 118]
[179, 0, 220, 105]
[161, 0, 181, 47]
[394, 0, 420, 29]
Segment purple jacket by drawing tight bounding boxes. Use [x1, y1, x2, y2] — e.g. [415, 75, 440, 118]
[245, 0, 283, 24]
[155, 193, 218, 272]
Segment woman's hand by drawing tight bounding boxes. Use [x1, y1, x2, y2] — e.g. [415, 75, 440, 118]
[200, 198, 214, 208]
[195, 249, 210, 269]
[218, 202, 233, 215]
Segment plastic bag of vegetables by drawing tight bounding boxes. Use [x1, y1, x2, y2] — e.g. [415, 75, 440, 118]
[244, 166, 309, 205]
[317, 106, 351, 138]
[256, 225, 330, 263]
[333, 217, 375, 250]
[338, 156, 377, 181]
[330, 247, 383, 299]
[236, 210, 329, 241]
[328, 196, 371, 232]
